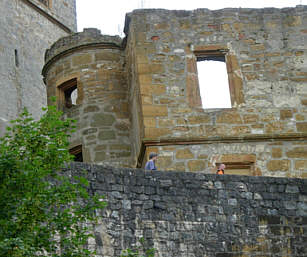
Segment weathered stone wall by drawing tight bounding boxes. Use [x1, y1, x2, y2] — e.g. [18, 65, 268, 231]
[124, 7, 307, 177]
[43, 29, 132, 167]
[0, 0, 76, 136]
[67, 162, 307, 257]
[145, 141, 307, 178]
[125, 19, 146, 167]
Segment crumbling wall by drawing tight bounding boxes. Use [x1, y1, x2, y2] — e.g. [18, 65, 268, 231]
[124, 6, 307, 177]
[68, 162, 307, 257]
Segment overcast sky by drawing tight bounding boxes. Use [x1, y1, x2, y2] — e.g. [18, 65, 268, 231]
[76, 0, 306, 108]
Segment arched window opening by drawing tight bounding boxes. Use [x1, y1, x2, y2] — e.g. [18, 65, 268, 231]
[58, 78, 78, 109]
[69, 145, 83, 162]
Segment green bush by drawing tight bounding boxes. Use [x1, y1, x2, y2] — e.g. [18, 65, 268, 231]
[0, 105, 106, 257]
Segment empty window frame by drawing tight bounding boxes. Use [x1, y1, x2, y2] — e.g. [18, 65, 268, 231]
[216, 162, 253, 176]
[69, 145, 83, 162]
[196, 53, 231, 109]
[57, 78, 78, 109]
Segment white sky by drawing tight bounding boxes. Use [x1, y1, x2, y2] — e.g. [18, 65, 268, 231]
[76, 0, 306, 108]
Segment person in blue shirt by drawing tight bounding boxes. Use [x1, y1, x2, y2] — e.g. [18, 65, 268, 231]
[145, 152, 158, 170]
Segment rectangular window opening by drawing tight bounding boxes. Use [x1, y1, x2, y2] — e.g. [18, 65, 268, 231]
[58, 78, 78, 109]
[216, 162, 253, 176]
[14, 49, 19, 67]
[69, 145, 83, 162]
[196, 54, 232, 109]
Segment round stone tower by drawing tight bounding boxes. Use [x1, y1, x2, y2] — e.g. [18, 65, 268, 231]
[42, 28, 131, 167]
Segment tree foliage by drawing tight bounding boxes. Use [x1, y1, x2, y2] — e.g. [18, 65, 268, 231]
[0, 105, 106, 257]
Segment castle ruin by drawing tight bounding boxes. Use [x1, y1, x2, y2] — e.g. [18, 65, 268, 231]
[42, 6, 307, 178]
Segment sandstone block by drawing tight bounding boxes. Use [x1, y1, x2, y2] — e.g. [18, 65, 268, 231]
[176, 149, 194, 159]
[283, 16, 302, 27]
[251, 44, 265, 51]
[156, 156, 173, 168]
[144, 127, 171, 138]
[172, 162, 185, 171]
[143, 105, 168, 117]
[94, 151, 106, 161]
[194, 45, 227, 52]
[84, 105, 100, 113]
[217, 112, 242, 124]
[144, 117, 156, 127]
[187, 160, 206, 172]
[220, 154, 256, 163]
[110, 144, 131, 151]
[98, 130, 116, 140]
[154, 22, 170, 30]
[142, 95, 153, 105]
[243, 114, 259, 123]
[267, 160, 290, 171]
[91, 113, 115, 127]
[231, 126, 251, 135]
[72, 54, 92, 66]
[140, 84, 166, 96]
[295, 114, 305, 121]
[286, 147, 307, 158]
[114, 121, 130, 131]
[138, 63, 164, 74]
[280, 110, 293, 120]
[295, 160, 307, 170]
[82, 128, 98, 135]
[158, 118, 174, 127]
[272, 148, 282, 158]
[296, 122, 307, 132]
[95, 52, 120, 62]
[188, 115, 211, 124]
[94, 145, 107, 151]
[139, 74, 152, 84]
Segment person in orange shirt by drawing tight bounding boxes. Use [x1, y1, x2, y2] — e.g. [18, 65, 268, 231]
[216, 163, 226, 174]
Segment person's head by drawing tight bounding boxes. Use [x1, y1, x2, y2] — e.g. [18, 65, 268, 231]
[149, 152, 158, 161]
[218, 163, 226, 170]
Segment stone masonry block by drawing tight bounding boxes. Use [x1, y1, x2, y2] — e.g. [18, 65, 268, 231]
[176, 149, 194, 159]
[72, 54, 92, 66]
[267, 160, 290, 172]
[286, 147, 307, 158]
[295, 160, 307, 170]
[187, 160, 206, 172]
[296, 123, 307, 132]
[216, 112, 242, 124]
[142, 105, 168, 117]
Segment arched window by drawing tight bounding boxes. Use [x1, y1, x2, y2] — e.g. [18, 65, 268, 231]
[57, 78, 78, 109]
[69, 145, 83, 162]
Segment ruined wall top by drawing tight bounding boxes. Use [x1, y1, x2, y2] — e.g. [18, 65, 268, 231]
[44, 28, 123, 65]
[124, 5, 307, 34]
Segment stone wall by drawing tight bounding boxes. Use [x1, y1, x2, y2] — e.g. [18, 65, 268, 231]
[67, 162, 307, 257]
[124, 7, 307, 177]
[0, 0, 76, 135]
[145, 140, 307, 178]
[43, 29, 132, 167]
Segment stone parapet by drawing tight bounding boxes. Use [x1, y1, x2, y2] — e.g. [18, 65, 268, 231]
[67, 162, 307, 257]
[44, 28, 123, 68]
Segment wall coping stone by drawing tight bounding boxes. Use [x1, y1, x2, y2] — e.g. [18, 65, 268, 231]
[43, 28, 123, 69]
